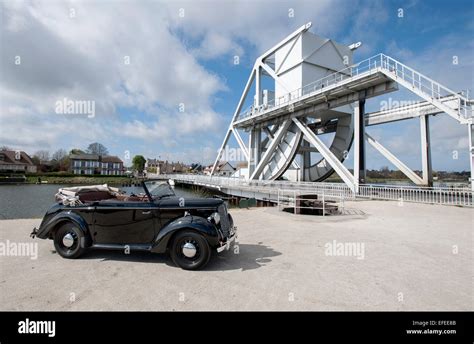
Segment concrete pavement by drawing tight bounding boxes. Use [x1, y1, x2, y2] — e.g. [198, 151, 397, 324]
[0, 200, 472, 310]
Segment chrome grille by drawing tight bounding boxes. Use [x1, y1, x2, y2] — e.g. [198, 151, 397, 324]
[218, 204, 230, 237]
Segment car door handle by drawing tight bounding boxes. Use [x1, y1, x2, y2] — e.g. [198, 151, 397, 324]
[142, 211, 151, 215]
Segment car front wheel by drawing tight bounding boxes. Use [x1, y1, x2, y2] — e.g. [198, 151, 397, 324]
[170, 230, 211, 270]
[53, 222, 87, 259]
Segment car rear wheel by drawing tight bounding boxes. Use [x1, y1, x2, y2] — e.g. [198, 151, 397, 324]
[53, 222, 87, 259]
[170, 230, 211, 270]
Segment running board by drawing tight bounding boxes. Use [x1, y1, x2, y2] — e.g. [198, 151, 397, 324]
[91, 244, 152, 251]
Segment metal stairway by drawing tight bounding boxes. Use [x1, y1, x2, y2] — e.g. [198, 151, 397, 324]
[378, 54, 472, 124]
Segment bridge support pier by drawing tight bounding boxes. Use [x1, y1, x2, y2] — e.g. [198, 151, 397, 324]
[354, 99, 366, 191]
[248, 128, 262, 177]
[301, 139, 310, 181]
[420, 115, 433, 187]
[469, 122, 474, 191]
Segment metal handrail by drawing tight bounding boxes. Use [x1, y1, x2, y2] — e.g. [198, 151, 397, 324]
[380, 54, 467, 101]
[277, 189, 346, 216]
[163, 174, 472, 207]
[379, 54, 471, 119]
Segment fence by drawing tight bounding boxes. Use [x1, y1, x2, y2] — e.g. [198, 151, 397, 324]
[357, 184, 472, 207]
[277, 189, 345, 216]
[162, 174, 473, 207]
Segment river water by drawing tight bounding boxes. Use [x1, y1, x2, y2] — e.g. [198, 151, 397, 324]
[0, 184, 201, 219]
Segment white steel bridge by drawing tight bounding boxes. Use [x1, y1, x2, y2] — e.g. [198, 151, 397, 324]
[210, 23, 474, 193]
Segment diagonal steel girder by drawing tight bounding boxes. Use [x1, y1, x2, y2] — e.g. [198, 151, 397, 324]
[232, 128, 250, 161]
[293, 118, 356, 192]
[365, 133, 424, 185]
[259, 62, 291, 94]
[211, 68, 255, 175]
[263, 126, 300, 169]
[250, 120, 291, 180]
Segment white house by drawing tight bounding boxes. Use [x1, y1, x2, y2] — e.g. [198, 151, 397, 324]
[204, 161, 235, 177]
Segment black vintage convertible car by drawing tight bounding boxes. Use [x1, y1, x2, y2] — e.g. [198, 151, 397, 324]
[30, 180, 236, 270]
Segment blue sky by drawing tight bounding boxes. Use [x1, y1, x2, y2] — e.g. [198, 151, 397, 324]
[1, 0, 473, 171]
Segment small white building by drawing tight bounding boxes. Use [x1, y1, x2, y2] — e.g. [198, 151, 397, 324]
[204, 161, 235, 177]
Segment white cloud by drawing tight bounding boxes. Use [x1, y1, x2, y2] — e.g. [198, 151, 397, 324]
[0, 0, 360, 159]
[192, 32, 244, 60]
[0, 0, 227, 152]
[167, 0, 353, 59]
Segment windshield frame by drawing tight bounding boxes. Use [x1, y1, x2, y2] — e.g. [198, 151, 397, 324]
[143, 180, 176, 201]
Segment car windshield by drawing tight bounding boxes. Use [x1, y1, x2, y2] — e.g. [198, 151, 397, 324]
[144, 181, 176, 199]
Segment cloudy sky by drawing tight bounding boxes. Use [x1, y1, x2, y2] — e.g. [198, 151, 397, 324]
[0, 0, 473, 171]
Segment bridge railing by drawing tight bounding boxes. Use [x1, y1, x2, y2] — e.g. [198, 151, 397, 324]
[379, 54, 471, 120]
[357, 184, 472, 207]
[162, 174, 473, 207]
[277, 189, 346, 216]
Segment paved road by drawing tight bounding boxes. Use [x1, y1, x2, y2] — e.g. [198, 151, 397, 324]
[0, 201, 472, 310]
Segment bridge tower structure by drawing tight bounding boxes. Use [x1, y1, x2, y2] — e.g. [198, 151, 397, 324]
[211, 23, 474, 192]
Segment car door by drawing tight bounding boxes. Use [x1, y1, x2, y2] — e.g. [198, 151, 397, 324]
[93, 201, 157, 245]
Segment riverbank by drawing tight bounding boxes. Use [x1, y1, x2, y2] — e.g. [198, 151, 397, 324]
[0, 174, 143, 185]
[0, 200, 471, 311]
[0, 174, 469, 188]
[25, 175, 137, 185]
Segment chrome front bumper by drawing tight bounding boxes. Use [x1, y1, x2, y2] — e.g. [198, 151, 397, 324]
[217, 226, 237, 253]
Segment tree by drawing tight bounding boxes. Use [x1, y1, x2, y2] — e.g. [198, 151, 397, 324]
[32, 150, 51, 172]
[51, 149, 70, 171]
[132, 155, 146, 173]
[33, 150, 50, 163]
[380, 166, 390, 178]
[52, 149, 67, 161]
[31, 155, 40, 165]
[0, 145, 11, 151]
[86, 142, 108, 156]
[69, 148, 85, 155]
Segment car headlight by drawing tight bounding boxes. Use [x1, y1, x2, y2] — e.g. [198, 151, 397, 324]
[207, 212, 220, 225]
